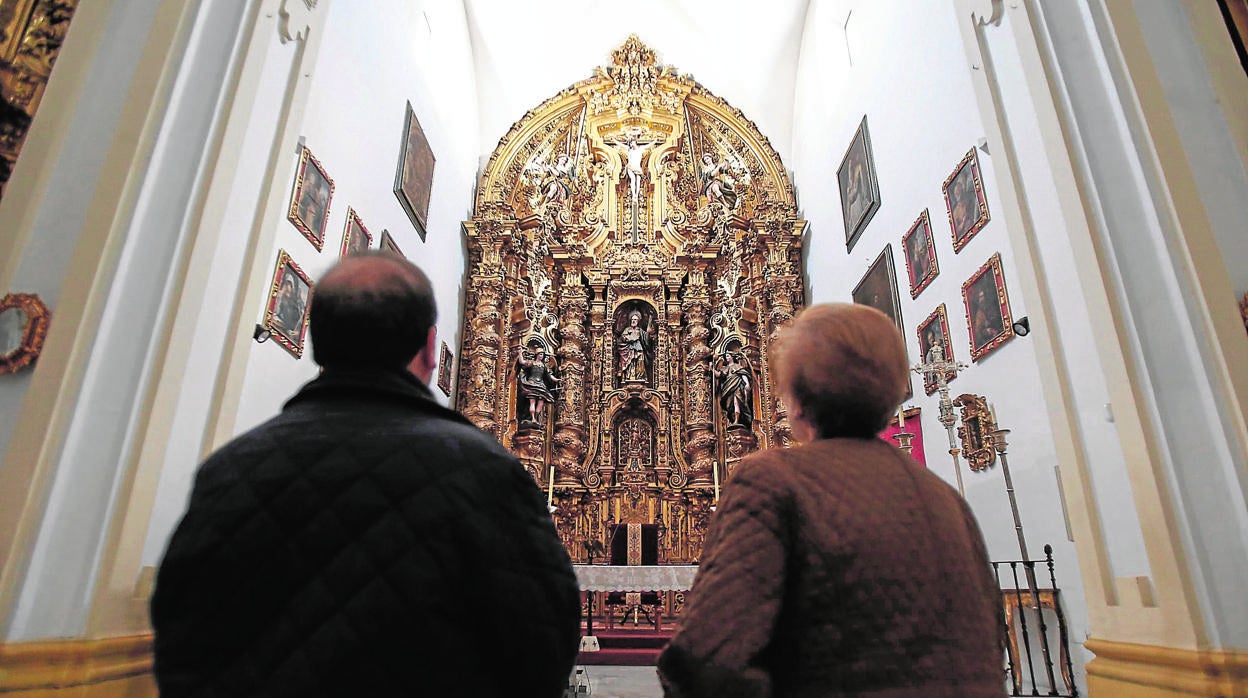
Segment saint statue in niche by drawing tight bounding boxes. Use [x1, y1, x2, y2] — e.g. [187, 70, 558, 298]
[516, 342, 561, 425]
[714, 342, 755, 429]
[616, 306, 654, 385]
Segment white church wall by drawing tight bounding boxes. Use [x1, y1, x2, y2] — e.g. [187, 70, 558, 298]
[141, 0, 482, 569]
[1035, 0, 1248, 649]
[788, 1, 1167, 687]
[139, 8, 313, 571]
[230, 0, 479, 435]
[1132, 1, 1248, 299]
[3, 0, 253, 640]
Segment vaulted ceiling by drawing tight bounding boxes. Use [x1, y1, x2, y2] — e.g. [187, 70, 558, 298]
[461, 0, 813, 165]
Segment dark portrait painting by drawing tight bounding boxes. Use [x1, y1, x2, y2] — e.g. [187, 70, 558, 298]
[903, 209, 939, 299]
[852, 245, 911, 397]
[380, 229, 404, 258]
[852, 245, 903, 331]
[837, 115, 881, 253]
[943, 147, 990, 252]
[263, 249, 313, 358]
[340, 207, 372, 258]
[917, 304, 956, 395]
[394, 101, 435, 242]
[962, 252, 1014, 361]
[287, 146, 334, 251]
[437, 341, 453, 396]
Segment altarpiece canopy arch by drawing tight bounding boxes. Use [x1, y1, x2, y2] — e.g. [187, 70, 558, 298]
[458, 37, 807, 563]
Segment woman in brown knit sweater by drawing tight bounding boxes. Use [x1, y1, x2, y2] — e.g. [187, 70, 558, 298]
[658, 303, 1005, 697]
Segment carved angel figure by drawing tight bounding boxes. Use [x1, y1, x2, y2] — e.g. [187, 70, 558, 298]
[700, 153, 738, 211]
[537, 153, 574, 205]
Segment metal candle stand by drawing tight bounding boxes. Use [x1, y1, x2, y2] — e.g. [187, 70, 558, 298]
[989, 424, 1063, 696]
[910, 345, 970, 496]
[891, 430, 914, 455]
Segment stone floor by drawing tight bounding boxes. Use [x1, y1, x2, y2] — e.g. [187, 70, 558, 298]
[567, 665, 662, 697]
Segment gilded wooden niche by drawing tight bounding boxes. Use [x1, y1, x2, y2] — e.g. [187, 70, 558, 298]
[457, 36, 807, 564]
[955, 393, 998, 472]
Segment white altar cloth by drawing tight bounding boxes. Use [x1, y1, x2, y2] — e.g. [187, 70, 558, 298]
[573, 565, 699, 592]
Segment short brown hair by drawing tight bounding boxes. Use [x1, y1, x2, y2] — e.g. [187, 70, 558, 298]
[770, 303, 909, 439]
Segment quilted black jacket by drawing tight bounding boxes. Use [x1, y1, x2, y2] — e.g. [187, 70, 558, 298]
[151, 368, 581, 697]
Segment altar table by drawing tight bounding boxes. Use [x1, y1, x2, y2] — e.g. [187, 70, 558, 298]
[573, 565, 699, 634]
[573, 565, 698, 592]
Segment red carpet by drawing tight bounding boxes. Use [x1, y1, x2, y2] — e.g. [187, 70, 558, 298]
[577, 628, 672, 666]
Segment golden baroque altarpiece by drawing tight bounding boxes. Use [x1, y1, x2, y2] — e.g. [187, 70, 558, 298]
[0, 0, 77, 199]
[457, 37, 807, 565]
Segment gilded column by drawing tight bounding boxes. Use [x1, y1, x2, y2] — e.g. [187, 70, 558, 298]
[459, 222, 509, 439]
[681, 267, 715, 485]
[759, 221, 804, 448]
[551, 268, 589, 482]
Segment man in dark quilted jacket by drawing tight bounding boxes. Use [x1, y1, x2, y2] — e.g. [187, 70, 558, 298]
[151, 253, 581, 697]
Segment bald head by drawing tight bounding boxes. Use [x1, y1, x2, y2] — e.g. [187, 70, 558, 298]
[771, 303, 909, 439]
[309, 252, 437, 369]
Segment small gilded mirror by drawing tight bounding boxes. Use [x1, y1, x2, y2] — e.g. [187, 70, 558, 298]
[0, 293, 51, 374]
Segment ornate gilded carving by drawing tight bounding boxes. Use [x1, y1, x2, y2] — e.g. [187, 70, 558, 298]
[0, 0, 76, 198]
[458, 38, 806, 564]
[955, 393, 999, 472]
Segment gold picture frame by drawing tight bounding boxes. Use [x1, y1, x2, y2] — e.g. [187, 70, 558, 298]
[962, 252, 1015, 362]
[902, 209, 939, 299]
[263, 249, 314, 358]
[287, 145, 334, 251]
[340, 206, 372, 258]
[916, 304, 956, 395]
[943, 147, 990, 253]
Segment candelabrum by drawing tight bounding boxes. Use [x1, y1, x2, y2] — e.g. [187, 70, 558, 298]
[989, 424, 1059, 692]
[911, 345, 969, 496]
[892, 429, 914, 455]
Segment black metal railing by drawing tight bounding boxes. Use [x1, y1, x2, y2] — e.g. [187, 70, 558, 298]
[992, 544, 1079, 697]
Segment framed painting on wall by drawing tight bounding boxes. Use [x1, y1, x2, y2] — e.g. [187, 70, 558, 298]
[339, 207, 372, 258]
[852, 245, 911, 397]
[916, 303, 957, 395]
[437, 341, 453, 396]
[902, 209, 939, 299]
[287, 145, 334, 251]
[394, 101, 435, 242]
[837, 115, 881, 253]
[943, 147, 990, 252]
[380, 229, 404, 258]
[852, 245, 903, 332]
[263, 249, 313, 358]
[962, 252, 1015, 362]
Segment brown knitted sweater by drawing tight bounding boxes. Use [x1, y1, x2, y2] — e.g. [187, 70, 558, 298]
[658, 438, 1006, 697]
